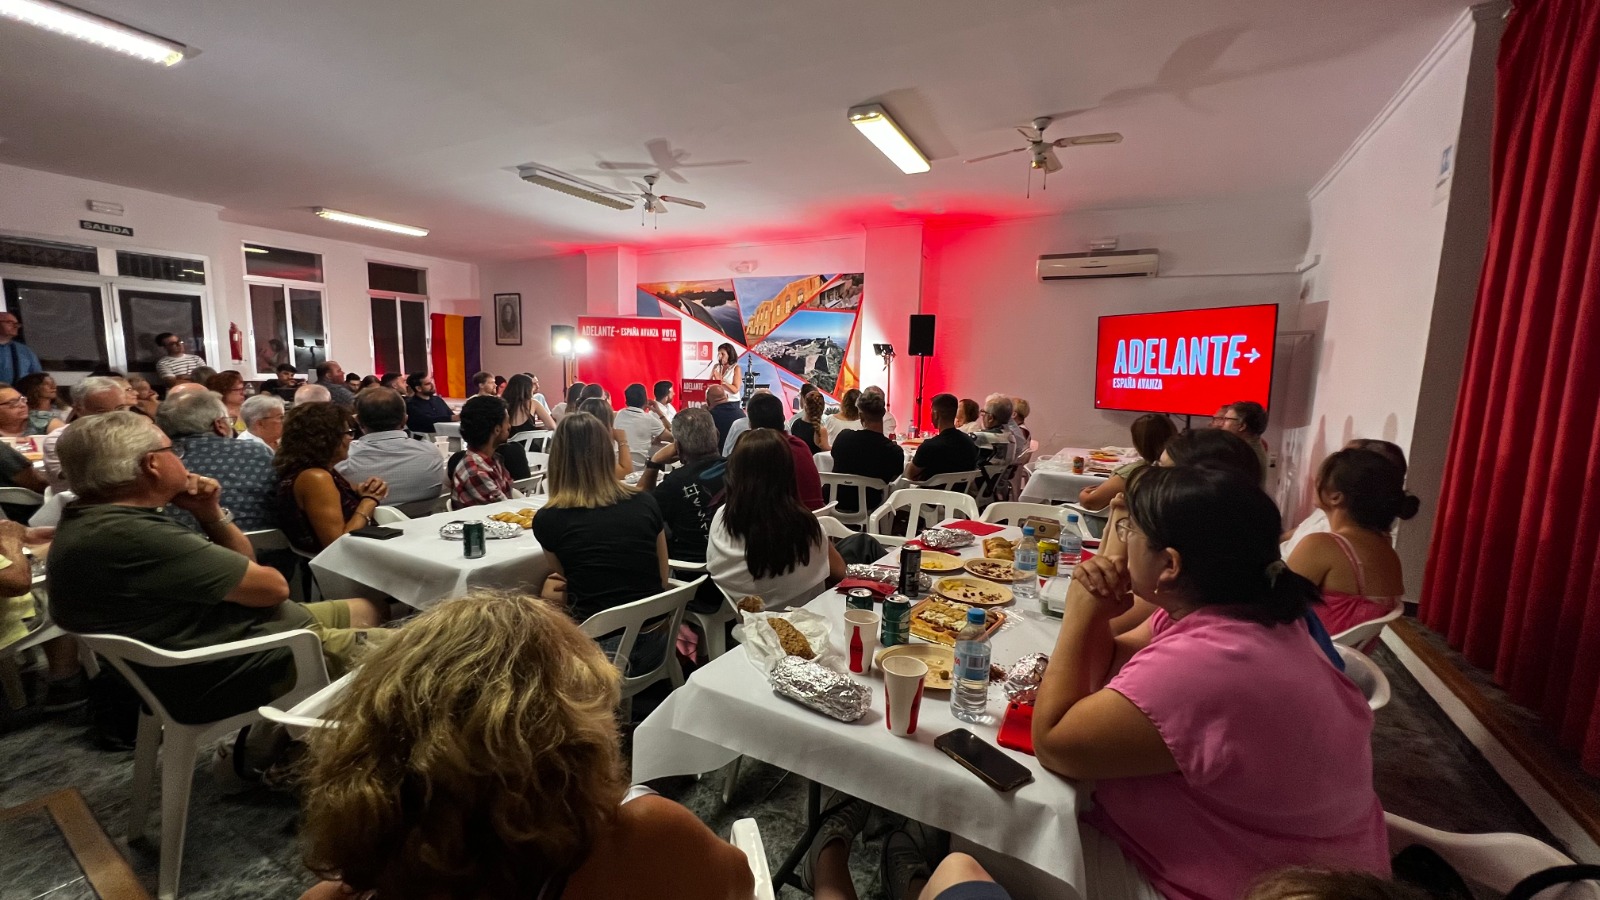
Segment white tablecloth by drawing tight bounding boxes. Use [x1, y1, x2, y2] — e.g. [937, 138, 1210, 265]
[632, 523, 1088, 895]
[1018, 448, 1134, 504]
[309, 497, 552, 609]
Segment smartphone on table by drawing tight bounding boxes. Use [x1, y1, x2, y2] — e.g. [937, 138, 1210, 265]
[935, 728, 1035, 792]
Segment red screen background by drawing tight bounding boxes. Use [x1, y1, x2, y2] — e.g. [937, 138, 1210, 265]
[1094, 304, 1278, 416]
[576, 316, 682, 404]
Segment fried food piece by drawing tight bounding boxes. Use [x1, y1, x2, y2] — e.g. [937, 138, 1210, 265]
[770, 617, 815, 660]
[736, 596, 766, 614]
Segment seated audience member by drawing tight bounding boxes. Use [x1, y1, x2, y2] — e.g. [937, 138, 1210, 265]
[153, 332, 205, 385]
[0, 382, 38, 438]
[190, 365, 219, 388]
[653, 380, 678, 420]
[791, 389, 832, 455]
[1032, 466, 1387, 900]
[552, 381, 585, 420]
[0, 518, 85, 709]
[126, 375, 160, 417]
[745, 392, 824, 510]
[806, 810, 1017, 900]
[1286, 449, 1415, 638]
[49, 411, 387, 723]
[830, 389, 901, 512]
[205, 370, 250, 434]
[577, 396, 634, 481]
[262, 364, 300, 402]
[955, 397, 982, 433]
[297, 592, 753, 900]
[43, 376, 131, 491]
[404, 372, 456, 433]
[640, 408, 725, 613]
[0, 430, 48, 521]
[275, 403, 389, 553]
[502, 373, 557, 437]
[709, 429, 843, 609]
[864, 385, 899, 436]
[788, 383, 818, 431]
[1080, 413, 1178, 511]
[472, 370, 497, 397]
[1011, 396, 1032, 444]
[720, 392, 757, 457]
[14, 373, 66, 434]
[294, 383, 332, 406]
[450, 396, 514, 508]
[579, 382, 608, 403]
[358, 375, 380, 392]
[1214, 400, 1270, 485]
[1282, 439, 1409, 557]
[338, 388, 444, 512]
[316, 361, 355, 408]
[824, 388, 863, 441]
[1161, 427, 1264, 483]
[238, 394, 286, 450]
[378, 372, 406, 395]
[906, 392, 979, 482]
[971, 393, 1018, 467]
[530, 414, 668, 660]
[156, 390, 277, 532]
[705, 384, 745, 448]
[615, 382, 672, 472]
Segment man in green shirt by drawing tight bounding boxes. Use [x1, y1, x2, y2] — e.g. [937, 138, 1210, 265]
[48, 411, 387, 724]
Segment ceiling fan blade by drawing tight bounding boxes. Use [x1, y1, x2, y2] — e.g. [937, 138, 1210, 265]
[596, 161, 654, 171]
[1016, 126, 1042, 143]
[661, 195, 707, 210]
[1043, 149, 1064, 173]
[964, 147, 1028, 164]
[1054, 132, 1124, 147]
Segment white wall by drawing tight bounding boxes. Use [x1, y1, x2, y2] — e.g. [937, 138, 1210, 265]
[922, 196, 1310, 452]
[477, 253, 589, 392]
[0, 162, 479, 383]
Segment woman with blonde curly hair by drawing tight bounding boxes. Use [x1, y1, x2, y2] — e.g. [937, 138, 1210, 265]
[298, 592, 752, 900]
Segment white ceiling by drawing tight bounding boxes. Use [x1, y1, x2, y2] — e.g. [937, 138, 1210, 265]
[0, 0, 1467, 262]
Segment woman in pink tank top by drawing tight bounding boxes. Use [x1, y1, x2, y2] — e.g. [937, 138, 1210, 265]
[1033, 465, 1389, 900]
[1287, 448, 1420, 640]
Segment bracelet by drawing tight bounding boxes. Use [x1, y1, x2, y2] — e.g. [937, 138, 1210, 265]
[199, 508, 235, 528]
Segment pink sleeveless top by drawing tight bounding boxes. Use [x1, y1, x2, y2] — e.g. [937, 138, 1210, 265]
[1318, 532, 1400, 642]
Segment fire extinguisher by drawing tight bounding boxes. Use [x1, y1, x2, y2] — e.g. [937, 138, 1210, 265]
[228, 322, 244, 362]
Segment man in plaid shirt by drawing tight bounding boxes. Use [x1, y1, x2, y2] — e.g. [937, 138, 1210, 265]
[450, 395, 514, 507]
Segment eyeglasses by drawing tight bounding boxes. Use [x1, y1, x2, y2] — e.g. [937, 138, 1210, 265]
[1211, 415, 1240, 425]
[0, 397, 26, 408]
[149, 443, 185, 460]
[1114, 517, 1142, 542]
[163, 340, 184, 348]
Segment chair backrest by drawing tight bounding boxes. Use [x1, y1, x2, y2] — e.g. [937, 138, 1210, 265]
[370, 506, 410, 525]
[508, 430, 550, 454]
[868, 488, 980, 539]
[1331, 600, 1405, 649]
[433, 422, 461, 438]
[1384, 812, 1597, 899]
[578, 576, 705, 697]
[913, 469, 981, 494]
[980, 501, 1062, 526]
[1334, 645, 1391, 711]
[816, 515, 856, 541]
[813, 451, 834, 473]
[524, 450, 550, 473]
[244, 528, 291, 554]
[513, 472, 545, 496]
[818, 473, 891, 524]
[811, 501, 838, 518]
[0, 486, 45, 507]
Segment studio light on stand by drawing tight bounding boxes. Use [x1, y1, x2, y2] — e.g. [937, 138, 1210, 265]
[874, 342, 896, 412]
[551, 325, 577, 389]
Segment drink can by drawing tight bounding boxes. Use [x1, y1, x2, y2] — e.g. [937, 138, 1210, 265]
[846, 588, 877, 611]
[898, 546, 923, 598]
[881, 595, 912, 647]
[1072, 455, 1086, 474]
[462, 521, 486, 559]
[1038, 538, 1060, 578]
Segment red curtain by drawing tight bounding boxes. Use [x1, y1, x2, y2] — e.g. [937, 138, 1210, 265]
[1420, 0, 1600, 769]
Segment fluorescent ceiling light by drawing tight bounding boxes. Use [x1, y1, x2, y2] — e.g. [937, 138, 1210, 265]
[313, 208, 428, 237]
[848, 104, 929, 174]
[518, 165, 635, 211]
[243, 245, 268, 254]
[0, 0, 191, 66]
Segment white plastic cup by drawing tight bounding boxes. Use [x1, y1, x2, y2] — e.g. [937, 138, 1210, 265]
[843, 609, 881, 675]
[882, 655, 928, 737]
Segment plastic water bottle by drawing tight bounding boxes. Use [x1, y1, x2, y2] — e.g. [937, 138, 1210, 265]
[1014, 525, 1039, 602]
[951, 606, 993, 723]
[1061, 515, 1084, 568]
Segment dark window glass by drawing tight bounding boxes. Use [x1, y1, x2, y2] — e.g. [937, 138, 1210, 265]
[3, 280, 109, 370]
[0, 236, 99, 272]
[244, 244, 324, 282]
[290, 289, 325, 371]
[370, 296, 400, 376]
[120, 289, 205, 373]
[116, 251, 206, 285]
[367, 262, 426, 295]
[400, 299, 428, 374]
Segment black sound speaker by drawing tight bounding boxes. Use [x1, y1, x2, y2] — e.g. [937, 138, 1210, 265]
[908, 315, 936, 357]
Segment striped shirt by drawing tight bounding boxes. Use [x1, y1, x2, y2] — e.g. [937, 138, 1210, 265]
[155, 353, 205, 381]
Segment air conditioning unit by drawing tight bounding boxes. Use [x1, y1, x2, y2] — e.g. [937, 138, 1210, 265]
[1038, 249, 1159, 280]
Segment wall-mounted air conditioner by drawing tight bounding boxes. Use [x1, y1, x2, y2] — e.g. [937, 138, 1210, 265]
[1038, 249, 1159, 280]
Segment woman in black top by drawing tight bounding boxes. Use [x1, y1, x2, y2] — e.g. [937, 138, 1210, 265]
[790, 390, 832, 456]
[502, 373, 557, 437]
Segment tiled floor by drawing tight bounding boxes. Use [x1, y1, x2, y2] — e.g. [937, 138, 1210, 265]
[0, 637, 1573, 900]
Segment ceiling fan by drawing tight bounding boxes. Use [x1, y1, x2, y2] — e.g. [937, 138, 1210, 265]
[966, 116, 1122, 193]
[600, 173, 707, 226]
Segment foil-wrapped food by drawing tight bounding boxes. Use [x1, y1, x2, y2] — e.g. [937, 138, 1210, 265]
[1001, 652, 1050, 705]
[920, 527, 976, 550]
[769, 656, 870, 722]
[845, 564, 932, 594]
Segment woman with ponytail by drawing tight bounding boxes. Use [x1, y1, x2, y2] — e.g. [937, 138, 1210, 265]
[1285, 448, 1415, 638]
[1032, 465, 1387, 900]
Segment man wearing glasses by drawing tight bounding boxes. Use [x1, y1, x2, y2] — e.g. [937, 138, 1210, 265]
[155, 389, 278, 532]
[154, 332, 206, 387]
[0, 312, 43, 385]
[1211, 401, 1271, 487]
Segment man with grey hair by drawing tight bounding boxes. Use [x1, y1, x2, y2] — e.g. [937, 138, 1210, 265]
[47, 411, 387, 725]
[238, 393, 285, 450]
[42, 375, 130, 491]
[863, 384, 899, 437]
[640, 407, 726, 612]
[830, 389, 903, 513]
[337, 387, 444, 514]
[976, 392, 1018, 463]
[293, 382, 332, 405]
[156, 390, 277, 532]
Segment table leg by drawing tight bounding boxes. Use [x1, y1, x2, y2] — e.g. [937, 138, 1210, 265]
[773, 779, 847, 894]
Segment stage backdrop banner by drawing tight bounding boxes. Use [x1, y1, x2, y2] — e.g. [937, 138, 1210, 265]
[577, 316, 681, 405]
[429, 313, 481, 398]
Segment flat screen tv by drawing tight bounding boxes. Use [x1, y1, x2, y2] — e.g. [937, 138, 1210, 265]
[1094, 303, 1278, 417]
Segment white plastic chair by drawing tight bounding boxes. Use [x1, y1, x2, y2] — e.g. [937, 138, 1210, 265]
[507, 430, 551, 454]
[1331, 600, 1405, 651]
[524, 450, 550, 474]
[911, 469, 981, 494]
[513, 473, 546, 496]
[78, 630, 329, 900]
[243, 528, 290, 554]
[0, 485, 46, 511]
[811, 501, 837, 519]
[1334, 644, 1391, 711]
[730, 817, 778, 900]
[579, 576, 704, 719]
[867, 488, 980, 540]
[1385, 812, 1598, 899]
[672, 559, 738, 662]
[816, 515, 855, 542]
[370, 506, 410, 525]
[813, 451, 834, 473]
[980, 501, 1062, 526]
[818, 473, 891, 529]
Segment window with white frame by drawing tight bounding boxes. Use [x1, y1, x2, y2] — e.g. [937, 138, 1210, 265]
[244, 243, 328, 377]
[368, 262, 428, 377]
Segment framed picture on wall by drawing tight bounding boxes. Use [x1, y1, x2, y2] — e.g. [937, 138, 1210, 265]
[494, 293, 522, 345]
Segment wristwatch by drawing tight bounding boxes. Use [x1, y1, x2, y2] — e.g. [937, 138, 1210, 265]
[645, 460, 665, 471]
[200, 508, 235, 528]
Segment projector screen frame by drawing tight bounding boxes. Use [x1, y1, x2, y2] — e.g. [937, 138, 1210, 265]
[1092, 302, 1280, 418]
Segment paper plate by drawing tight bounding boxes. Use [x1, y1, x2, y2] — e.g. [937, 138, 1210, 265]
[934, 576, 1014, 607]
[876, 643, 955, 690]
[920, 552, 965, 573]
